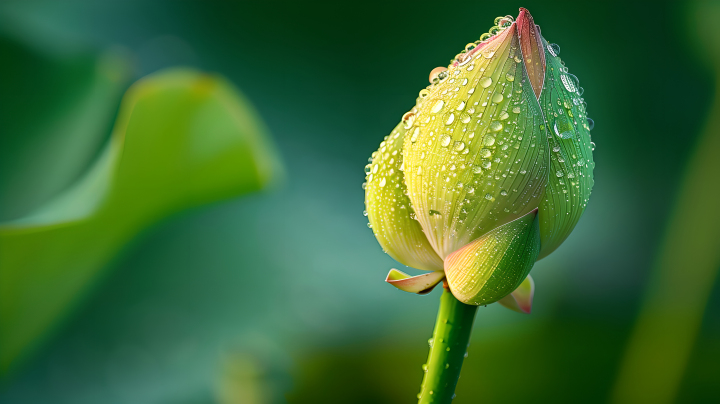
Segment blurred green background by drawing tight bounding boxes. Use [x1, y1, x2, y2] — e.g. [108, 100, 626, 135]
[1, 0, 720, 403]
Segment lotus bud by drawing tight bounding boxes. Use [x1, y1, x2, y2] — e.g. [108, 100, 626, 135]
[365, 8, 595, 308]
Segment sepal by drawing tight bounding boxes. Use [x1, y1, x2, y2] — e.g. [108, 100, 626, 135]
[497, 274, 535, 313]
[385, 268, 445, 295]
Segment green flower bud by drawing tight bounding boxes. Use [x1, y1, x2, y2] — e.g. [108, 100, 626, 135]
[366, 8, 595, 306]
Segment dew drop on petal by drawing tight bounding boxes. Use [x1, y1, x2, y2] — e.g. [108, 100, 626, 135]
[547, 43, 560, 57]
[489, 121, 503, 132]
[553, 115, 575, 139]
[410, 127, 420, 143]
[445, 113, 455, 125]
[440, 134, 452, 147]
[587, 118, 595, 130]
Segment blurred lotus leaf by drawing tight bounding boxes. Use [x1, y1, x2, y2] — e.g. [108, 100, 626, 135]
[0, 68, 282, 374]
[0, 36, 131, 220]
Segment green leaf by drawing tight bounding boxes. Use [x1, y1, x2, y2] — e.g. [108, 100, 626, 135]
[0, 68, 282, 374]
[444, 210, 540, 305]
[536, 37, 595, 259]
[0, 38, 132, 220]
[402, 24, 549, 259]
[365, 122, 444, 271]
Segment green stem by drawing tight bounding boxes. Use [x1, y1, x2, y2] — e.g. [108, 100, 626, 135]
[418, 286, 478, 404]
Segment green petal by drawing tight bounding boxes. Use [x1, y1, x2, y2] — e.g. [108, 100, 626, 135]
[365, 122, 444, 271]
[444, 210, 540, 306]
[402, 24, 549, 259]
[497, 274, 535, 313]
[385, 268, 445, 294]
[536, 37, 595, 259]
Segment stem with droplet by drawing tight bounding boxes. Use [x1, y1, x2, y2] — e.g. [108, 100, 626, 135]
[418, 285, 478, 403]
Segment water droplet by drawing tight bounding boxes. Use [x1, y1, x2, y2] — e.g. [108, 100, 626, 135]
[362, 210, 368, 216]
[577, 87, 585, 96]
[379, 177, 386, 187]
[512, 106, 521, 114]
[410, 127, 420, 143]
[402, 113, 415, 129]
[561, 74, 579, 93]
[547, 43, 560, 57]
[461, 114, 471, 123]
[591, 141, 596, 151]
[556, 170, 564, 177]
[482, 160, 492, 169]
[367, 223, 373, 228]
[500, 190, 508, 196]
[479, 148, 492, 158]
[457, 101, 466, 111]
[483, 135, 496, 146]
[499, 111, 509, 120]
[587, 118, 595, 130]
[429, 66, 448, 83]
[492, 93, 504, 103]
[489, 121, 503, 132]
[445, 113, 455, 125]
[479, 77, 492, 88]
[552, 146, 560, 152]
[364, 164, 372, 173]
[440, 134, 452, 147]
[472, 166, 482, 174]
[485, 193, 493, 200]
[453, 141, 465, 151]
[553, 115, 575, 139]
[505, 73, 515, 82]
[431, 99, 445, 113]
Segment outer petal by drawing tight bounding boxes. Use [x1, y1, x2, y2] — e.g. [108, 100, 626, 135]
[536, 37, 595, 259]
[497, 274, 535, 313]
[385, 268, 445, 294]
[403, 24, 549, 259]
[365, 122, 444, 271]
[444, 210, 540, 305]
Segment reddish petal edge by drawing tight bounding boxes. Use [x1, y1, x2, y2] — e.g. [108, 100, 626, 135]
[517, 7, 546, 100]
